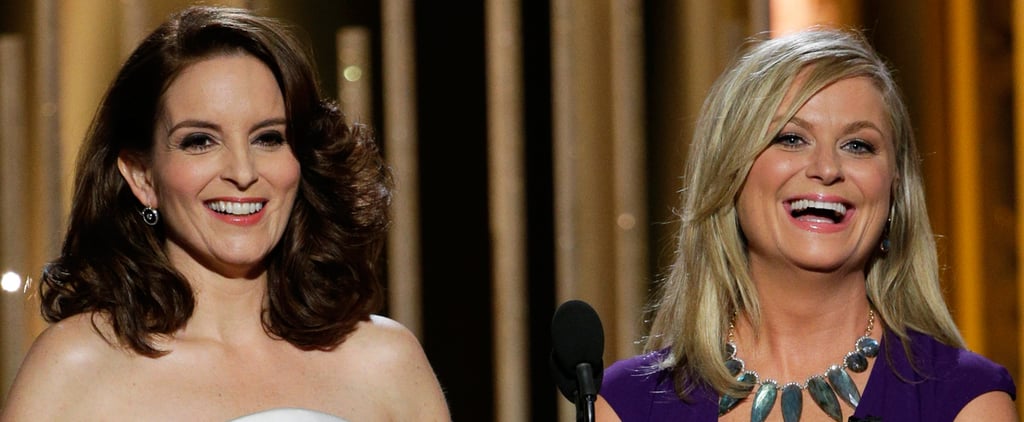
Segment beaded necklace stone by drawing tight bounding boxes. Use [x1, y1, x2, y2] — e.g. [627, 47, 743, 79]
[719, 309, 879, 422]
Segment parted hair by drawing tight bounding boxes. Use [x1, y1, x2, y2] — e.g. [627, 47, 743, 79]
[644, 27, 964, 398]
[39, 6, 391, 357]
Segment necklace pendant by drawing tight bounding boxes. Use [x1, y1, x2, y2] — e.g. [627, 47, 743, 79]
[726, 357, 744, 376]
[719, 395, 740, 416]
[844, 350, 869, 373]
[856, 336, 880, 357]
[780, 383, 802, 422]
[720, 309, 876, 422]
[806, 375, 843, 422]
[719, 393, 743, 416]
[826, 365, 861, 408]
[719, 371, 758, 415]
[750, 380, 778, 422]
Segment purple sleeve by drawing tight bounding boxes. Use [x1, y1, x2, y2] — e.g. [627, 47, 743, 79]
[600, 352, 660, 420]
[853, 330, 1016, 420]
[931, 348, 1016, 412]
[600, 350, 717, 421]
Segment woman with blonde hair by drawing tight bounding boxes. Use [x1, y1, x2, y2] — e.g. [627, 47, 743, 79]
[597, 28, 1015, 421]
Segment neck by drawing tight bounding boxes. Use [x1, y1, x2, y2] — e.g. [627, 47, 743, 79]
[734, 268, 875, 383]
[748, 260, 870, 325]
[177, 268, 270, 345]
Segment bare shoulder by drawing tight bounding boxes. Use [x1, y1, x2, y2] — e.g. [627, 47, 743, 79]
[595, 395, 623, 422]
[356, 314, 425, 350]
[12, 312, 122, 379]
[335, 314, 450, 421]
[342, 315, 435, 378]
[1, 313, 126, 420]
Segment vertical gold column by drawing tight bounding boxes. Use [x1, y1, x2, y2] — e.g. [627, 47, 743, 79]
[381, 0, 423, 336]
[60, 0, 121, 220]
[608, 0, 647, 359]
[119, 0, 148, 58]
[0, 34, 29, 401]
[551, 1, 615, 301]
[485, 1, 528, 420]
[948, 0, 984, 351]
[28, 0, 61, 337]
[683, 0, 722, 101]
[1013, 0, 1024, 401]
[337, 26, 373, 125]
[551, 0, 581, 305]
[551, 1, 613, 419]
[769, 0, 861, 35]
[552, 0, 651, 419]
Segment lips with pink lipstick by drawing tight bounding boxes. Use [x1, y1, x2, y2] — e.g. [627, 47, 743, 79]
[785, 197, 852, 232]
[789, 198, 847, 222]
[206, 200, 264, 215]
[204, 198, 267, 225]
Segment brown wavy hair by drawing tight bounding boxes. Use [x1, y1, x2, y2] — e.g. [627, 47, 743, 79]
[39, 6, 391, 357]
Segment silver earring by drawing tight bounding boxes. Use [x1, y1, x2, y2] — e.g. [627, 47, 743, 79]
[141, 207, 159, 226]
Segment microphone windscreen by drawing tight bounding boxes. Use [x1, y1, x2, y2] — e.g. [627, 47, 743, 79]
[549, 299, 605, 400]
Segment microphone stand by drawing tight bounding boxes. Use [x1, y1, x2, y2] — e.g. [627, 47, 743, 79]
[575, 363, 597, 422]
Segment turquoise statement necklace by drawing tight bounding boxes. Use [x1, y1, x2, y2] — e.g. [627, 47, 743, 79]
[719, 309, 879, 422]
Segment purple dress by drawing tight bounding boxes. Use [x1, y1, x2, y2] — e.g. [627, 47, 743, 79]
[601, 330, 1016, 421]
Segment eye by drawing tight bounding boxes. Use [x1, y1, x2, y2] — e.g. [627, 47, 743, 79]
[771, 133, 806, 149]
[178, 133, 216, 152]
[842, 139, 877, 155]
[253, 131, 286, 149]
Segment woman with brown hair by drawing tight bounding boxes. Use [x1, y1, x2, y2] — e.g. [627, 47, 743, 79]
[1, 6, 449, 421]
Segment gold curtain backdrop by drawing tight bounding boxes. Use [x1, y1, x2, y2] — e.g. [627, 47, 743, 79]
[0, 0, 1021, 420]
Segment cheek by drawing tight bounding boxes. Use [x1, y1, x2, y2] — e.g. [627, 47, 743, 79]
[849, 164, 895, 200]
[748, 149, 800, 181]
[742, 155, 795, 201]
[268, 154, 302, 192]
[736, 154, 800, 232]
[152, 156, 213, 203]
[735, 176, 771, 231]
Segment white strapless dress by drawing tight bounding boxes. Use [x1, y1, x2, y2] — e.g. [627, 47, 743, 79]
[228, 408, 348, 421]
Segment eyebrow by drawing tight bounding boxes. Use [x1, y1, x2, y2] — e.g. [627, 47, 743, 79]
[165, 117, 287, 136]
[785, 116, 886, 137]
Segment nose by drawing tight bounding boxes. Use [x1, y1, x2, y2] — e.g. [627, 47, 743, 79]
[221, 143, 259, 189]
[805, 145, 843, 184]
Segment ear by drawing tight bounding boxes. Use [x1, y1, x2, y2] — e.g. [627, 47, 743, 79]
[117, 151, 157, 208]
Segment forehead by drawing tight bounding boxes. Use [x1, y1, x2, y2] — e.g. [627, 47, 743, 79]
[778, 75, 892, 131]
[166, 53, 275, 94]
[159, 53, 284, 120]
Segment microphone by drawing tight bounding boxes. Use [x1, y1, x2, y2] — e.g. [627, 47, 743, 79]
[550, 299, 605, 422]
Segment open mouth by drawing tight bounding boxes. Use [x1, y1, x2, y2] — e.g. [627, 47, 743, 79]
[789, 199, 847, 224]
[206, 200, 265, 216]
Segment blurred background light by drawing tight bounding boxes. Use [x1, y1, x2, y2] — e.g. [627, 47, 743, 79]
[1, 271, 21, 293]
[343, 65, 362, 82]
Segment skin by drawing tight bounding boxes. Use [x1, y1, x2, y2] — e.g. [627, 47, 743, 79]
[0, 54, 450, 421]
[596, 76, 1016, 421]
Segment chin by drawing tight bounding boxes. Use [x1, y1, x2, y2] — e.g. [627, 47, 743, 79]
[788, 252, 853, 273]
[213, 252, 271, 271]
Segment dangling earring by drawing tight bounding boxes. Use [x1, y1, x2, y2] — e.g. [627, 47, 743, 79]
[141, 206, 159, 226]
[880, 203, 894, 253]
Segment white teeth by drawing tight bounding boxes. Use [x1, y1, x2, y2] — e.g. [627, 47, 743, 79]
[207, 201, 264, 215]
[790, 199, 847, 216]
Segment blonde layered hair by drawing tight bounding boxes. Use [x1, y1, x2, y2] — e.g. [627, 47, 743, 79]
[645, 28, 964, 398]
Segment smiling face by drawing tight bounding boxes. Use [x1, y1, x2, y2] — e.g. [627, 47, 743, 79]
[119, 53, 300, 279]
[736, 76, 895, 276]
